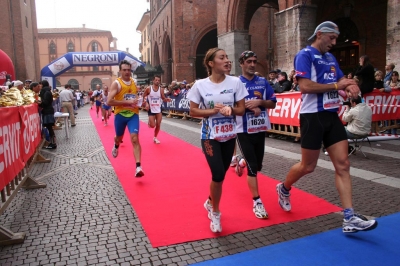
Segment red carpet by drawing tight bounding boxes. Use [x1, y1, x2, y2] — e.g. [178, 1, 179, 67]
[90, 109, 342, 247]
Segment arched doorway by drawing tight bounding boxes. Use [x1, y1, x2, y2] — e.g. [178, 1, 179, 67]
[330, 18, 360, 75]
[68, 79, 79, 90]
[90, 78, 102, 90]
[162, 35, 172, 84]
[195, 29, 218, 79]
[153, 43, 160, 67]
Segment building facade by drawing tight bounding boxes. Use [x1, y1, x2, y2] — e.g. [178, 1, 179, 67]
[136, 11, 151, 65]
[0, 0, 40, 81]
[143, 0, 400, 82]
[38, 26, 116, 91]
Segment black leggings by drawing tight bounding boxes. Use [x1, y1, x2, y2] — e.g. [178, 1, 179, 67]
[201, 138, 236, 183]
[237, 132, 265, 177]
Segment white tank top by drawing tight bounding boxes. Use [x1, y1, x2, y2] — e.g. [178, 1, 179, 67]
[148, 85, 162, 113]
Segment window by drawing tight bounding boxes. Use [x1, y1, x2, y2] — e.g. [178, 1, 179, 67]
[25, 16, 28, 28]
[91, 78, 102, 90]
[92, 42, 98, 52]
[67, 42, 75, 52]
[56, 80, 61, 87]
[68, 79, 79, 90]
[93, 66, 99, 71]
[49, 42, 56, 54]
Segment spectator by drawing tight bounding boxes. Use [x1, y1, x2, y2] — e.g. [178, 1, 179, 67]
[268, 70, 278, 85]
[39, 80, 57, 149]
[288, 69, 296, 84]
[24, 79, 32, 90]
[354, 55, 375, 96]
[172, 83, 180, 96]
[384, 70, 400, 92]
[76, 90, 82, 108]
[373, 70, 385, 92]
[13, 80, 24, 92]
[342, 96, 372, 152]
[289, 75, 300, 92]
[59, 85, 76, 126]
[347, 73, 353, 79]
[273, 72, 291, 93]
[384, 63, 395, 83]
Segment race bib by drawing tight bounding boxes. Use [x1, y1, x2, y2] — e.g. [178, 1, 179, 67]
[123, 93, 136, 100]
[246, 111, 270, 133]
[212, 117, 236, 141]
[150, 97, 161, 107]
[323, 90, 341, 109]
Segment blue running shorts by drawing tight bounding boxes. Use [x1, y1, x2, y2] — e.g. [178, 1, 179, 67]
[114, 113, 139, 136]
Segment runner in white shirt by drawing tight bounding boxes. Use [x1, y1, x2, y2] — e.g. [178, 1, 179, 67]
[187, 48, 248, 233]
[141, 75, 171, 144]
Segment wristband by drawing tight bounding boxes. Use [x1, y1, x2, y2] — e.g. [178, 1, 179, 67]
[334, 83, 338, 90]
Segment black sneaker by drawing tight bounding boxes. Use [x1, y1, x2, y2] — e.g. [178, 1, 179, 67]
[44, 143, 57, 149]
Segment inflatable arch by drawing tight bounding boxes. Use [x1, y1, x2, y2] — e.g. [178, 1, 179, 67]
[40, 51, 145, 89]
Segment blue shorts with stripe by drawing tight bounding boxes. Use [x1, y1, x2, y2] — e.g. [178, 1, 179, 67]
[114, 113, 139, 136]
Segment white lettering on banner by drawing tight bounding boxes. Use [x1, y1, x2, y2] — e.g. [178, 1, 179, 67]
[365, 95, 400, 115]
[22, 111, 40, 155]
[166, 99, 175, 108]
[73, 53, 119, 65]
[179, 98, 190, 109]
[0, 122, 21, 174]
[269, 98, 302, 118]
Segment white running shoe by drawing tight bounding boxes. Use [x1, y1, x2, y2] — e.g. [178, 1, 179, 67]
[153, 137, 160, 144]
[253, 199, 268, 219]
[235, 156, 246, 177]
[135, 166, 144, 178]
[204, 199, 213, 219]
[102, 117, 104, 121]
[112, 146, 118, 158]
[230, 155, 238, 167]
[342, 214, 378, 233]
[276, 183, 291, 211]
[210, 212, 222, 233]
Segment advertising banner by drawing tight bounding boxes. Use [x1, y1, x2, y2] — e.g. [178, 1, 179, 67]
[0, 107, 24, 190]
[163, 91, 400, 127]
[0, 105, 41, 191]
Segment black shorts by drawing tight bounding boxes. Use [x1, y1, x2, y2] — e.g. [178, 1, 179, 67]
[300, 111, 347, 150]
[148, 110, 161, 116]
[237, 132, 265, 177]
[90, 97, 94, 102]
[201, 138, 236, 183]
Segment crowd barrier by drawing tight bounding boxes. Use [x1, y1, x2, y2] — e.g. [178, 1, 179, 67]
[0, 104, 48, 246]
[161, 91, 400, 136]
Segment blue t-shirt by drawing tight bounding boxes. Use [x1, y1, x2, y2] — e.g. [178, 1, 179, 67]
[236, 75, 276, 133]
[294, 46, 344, 113]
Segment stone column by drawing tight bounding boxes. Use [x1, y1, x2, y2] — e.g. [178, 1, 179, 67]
[218, 31, 250, 76]
[274, 4, 317, 72]
[386, 0, 400, 66]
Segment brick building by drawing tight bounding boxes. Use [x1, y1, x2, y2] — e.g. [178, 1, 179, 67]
[144, 0, 400, 83]
[0, 0, 40, 81]
[38, 26, 116, 91]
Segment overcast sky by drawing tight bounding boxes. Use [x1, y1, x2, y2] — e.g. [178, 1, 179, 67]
[35, 0, 150, 58]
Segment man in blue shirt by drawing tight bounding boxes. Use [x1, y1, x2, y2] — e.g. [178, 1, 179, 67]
[276, 21, 377, 233]
[235, 50, 277, 219]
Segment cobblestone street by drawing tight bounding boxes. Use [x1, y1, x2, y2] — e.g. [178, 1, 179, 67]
[1, 104, 399, 265]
